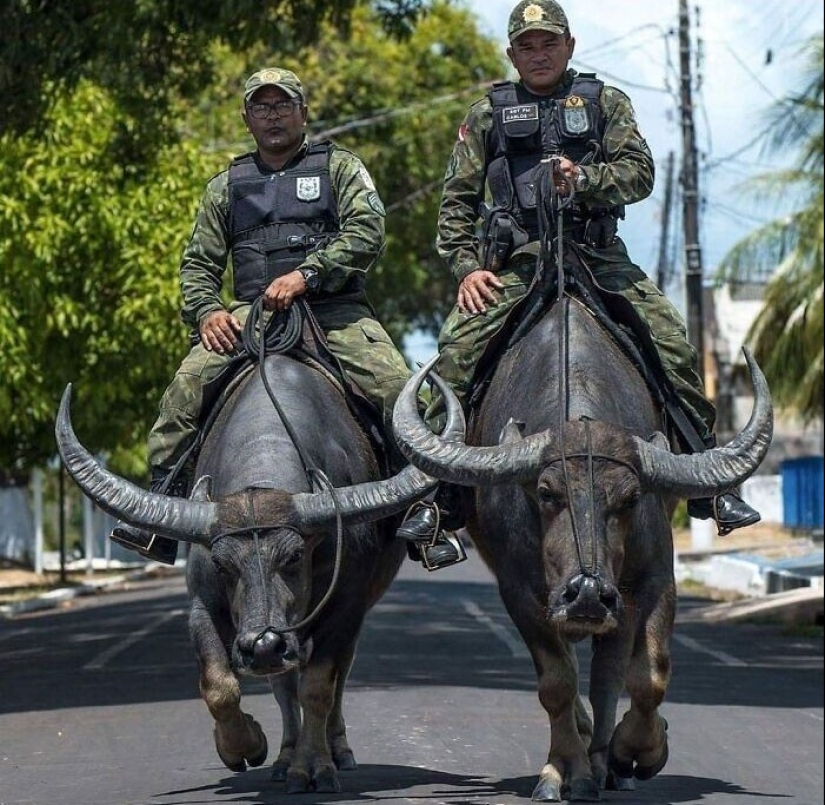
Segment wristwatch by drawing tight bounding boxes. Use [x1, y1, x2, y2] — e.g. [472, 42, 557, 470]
[298, 267, 321, 292]
[575, 168, 589, 192]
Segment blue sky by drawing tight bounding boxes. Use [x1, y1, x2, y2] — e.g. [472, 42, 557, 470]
[404, 0, 823, 363]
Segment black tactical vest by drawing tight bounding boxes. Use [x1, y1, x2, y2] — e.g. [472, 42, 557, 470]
[228, 142, 340, 302]
[486, 74, 618, 238]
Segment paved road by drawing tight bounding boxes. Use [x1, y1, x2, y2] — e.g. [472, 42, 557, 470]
[0, 550, 822, 805]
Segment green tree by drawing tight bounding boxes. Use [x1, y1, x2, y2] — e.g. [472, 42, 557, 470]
[0, 0, 425, 145]
[0, 81, 214, 481]
[715, 34, 824, 423]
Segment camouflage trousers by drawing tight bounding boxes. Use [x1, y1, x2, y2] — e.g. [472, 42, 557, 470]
[431, 239, 716, 443]
[147, 301, 412, 473]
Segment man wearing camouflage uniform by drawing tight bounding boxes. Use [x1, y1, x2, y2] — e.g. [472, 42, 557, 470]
[112, 67, 417, 565]
[397, 0, 760, 544]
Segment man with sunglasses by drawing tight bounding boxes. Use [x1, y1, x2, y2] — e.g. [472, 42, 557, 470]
[109, 67, 449, 567]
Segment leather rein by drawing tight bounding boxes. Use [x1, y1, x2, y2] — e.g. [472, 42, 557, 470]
[540, 160, 640, 581]
[211, 297, 345, 636]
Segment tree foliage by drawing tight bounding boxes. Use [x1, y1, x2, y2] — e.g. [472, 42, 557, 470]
[0, 0, 426, 147]
[0, 81, 209, 481]
[0, 0, 507, 480]
[715, 34, 824, 424]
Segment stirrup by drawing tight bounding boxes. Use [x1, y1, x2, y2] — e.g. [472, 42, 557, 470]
[420, 531, 467, 572]
[712, 496, 733, 537]
[688, 493, 761, 537]
[110, 524, 178, 565]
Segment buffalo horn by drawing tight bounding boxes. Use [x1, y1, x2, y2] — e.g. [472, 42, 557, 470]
[291, 371, 466, 528]
[392, 357, 557, 485]
[634, 347, 773, 497]
[55, 385, 218, 544]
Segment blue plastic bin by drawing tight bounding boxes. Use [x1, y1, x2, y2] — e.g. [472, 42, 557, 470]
[781, 455, 824, 529]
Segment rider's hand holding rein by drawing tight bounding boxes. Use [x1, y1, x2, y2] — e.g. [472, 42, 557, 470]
[263, 270, 307, 312]
[551, 155, 582, 196]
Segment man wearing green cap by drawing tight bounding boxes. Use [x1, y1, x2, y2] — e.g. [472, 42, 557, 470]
[110, 67, 431, 565]
[396, 0, 760, 544]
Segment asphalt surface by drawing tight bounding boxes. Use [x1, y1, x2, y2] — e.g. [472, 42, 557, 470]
[0, 550, 822, 805]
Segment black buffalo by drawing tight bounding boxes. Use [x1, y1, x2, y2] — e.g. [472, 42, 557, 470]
[393, 296, 772, 801]
[55, 354, 460, 793]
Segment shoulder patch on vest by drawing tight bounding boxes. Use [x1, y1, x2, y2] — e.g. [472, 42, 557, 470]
[367, 191, 385, 215]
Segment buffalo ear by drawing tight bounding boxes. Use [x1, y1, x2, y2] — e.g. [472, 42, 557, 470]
[647, 431, 671, 451]
[190, 475, 213, 502]
[499, 418, 526, 445]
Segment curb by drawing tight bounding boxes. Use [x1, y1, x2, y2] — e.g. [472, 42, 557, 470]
[0, 565, 184, 619]
[678, 586, 824, 626]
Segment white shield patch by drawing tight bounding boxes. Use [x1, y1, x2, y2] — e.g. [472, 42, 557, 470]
[297, 176, 321, 201]
[564, 105, 590, 135]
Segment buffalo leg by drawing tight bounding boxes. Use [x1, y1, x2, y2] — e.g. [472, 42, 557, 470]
[285, 654, 340, 794]
[607, 586, 674, 781]
[498, 579, 598, 802]
[588, 624, 634, 790]
[528, 637, 600, 802]
[269, 669, 300, 781]
[189, 600, 268, 771]
[327, 642, 358, 771]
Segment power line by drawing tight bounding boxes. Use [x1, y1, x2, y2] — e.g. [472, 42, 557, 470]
[308, 80, 496, 141]
[705, 200, 774, 228]
[569, 59, 671, 94]
[724, 43, 781, 103]
[574, 23, 668, 60]
[703, 126, 771, 169]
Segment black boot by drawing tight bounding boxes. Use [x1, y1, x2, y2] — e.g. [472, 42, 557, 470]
[109, 469, 183, 565]
[396, 488, 467, 571]
[110, 526, 179, 565]
[396, 504, 441, 543]
[687, 491, 761, 536]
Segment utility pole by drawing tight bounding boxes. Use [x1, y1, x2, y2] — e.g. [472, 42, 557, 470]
[656, 150, 676, 291]
[678, 0, 704, 377]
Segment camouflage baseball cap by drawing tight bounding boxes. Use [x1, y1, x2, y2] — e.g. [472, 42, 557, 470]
[508, 0, 569, 41]
[243, 68, 304, 103]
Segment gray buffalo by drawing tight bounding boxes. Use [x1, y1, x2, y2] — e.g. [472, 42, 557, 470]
[55, 355, 460, 793]
[392, 296, 772, 801]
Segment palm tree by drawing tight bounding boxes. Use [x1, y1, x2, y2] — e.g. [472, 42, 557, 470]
[716, 34, 824, 423]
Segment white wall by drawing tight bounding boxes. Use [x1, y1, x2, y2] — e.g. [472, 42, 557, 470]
[741, 474, 783, 524]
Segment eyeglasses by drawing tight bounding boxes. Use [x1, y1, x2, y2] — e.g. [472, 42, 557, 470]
[246, 100, 300, 120]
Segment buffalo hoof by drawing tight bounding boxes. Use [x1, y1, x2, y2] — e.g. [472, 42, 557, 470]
[247, 738, 268, 768]
[531, 778, 562, 802]
[562, 778, 600, 802]
[214, 718, 268, 773]
[607, 717, 669, 781]
[313, 767, 342, 793]
[217, 753, 246, 773]
[335, 749, 357, 771]
[285, 770, 312, 794]
[634, 739, 669, 781]
[588, 750, 608, 790]
[270, 759, 289, 782]
[605, 771, 635, 791]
